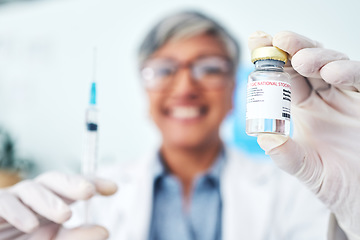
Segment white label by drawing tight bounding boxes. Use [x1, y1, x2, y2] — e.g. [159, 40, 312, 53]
[246, 80, 291, 120]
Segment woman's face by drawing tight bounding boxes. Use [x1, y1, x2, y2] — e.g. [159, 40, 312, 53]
[144, 34, 235, 150]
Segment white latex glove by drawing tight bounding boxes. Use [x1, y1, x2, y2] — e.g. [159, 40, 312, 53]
[248, 31, 360, 240]
[0, 171, 117, 240]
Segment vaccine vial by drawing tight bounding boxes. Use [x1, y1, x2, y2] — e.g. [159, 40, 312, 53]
[246, 46, 291, 136]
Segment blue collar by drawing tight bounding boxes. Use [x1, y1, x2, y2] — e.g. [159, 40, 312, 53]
[153, 149, 226, 184]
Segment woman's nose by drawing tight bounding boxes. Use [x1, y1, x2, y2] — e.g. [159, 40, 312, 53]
[169, 67, 201, 98]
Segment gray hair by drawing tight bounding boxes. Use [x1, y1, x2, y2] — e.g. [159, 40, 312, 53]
[138, 10, 240, 69]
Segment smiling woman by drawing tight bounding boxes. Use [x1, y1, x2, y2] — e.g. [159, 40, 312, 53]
[145, 34, 235, 151]
[136, 12, 240, 200]
[136, 12, 242, 239]
[138, 11, 239, 154]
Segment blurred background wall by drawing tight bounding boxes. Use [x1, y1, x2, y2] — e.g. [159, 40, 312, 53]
[0, 0, 359, 177]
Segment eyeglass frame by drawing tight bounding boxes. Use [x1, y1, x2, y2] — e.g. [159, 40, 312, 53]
[139, 55, 236, 91]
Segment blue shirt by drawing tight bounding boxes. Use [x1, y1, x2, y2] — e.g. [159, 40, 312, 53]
[149, 151, 225, 240]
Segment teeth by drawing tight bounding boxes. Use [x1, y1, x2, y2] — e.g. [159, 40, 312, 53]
[171, 107, 201, 119]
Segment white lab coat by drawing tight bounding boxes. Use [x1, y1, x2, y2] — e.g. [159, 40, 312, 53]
[69, 147, 340, 240]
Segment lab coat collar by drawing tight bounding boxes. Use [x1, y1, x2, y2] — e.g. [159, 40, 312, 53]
[152, 148, 226, 185]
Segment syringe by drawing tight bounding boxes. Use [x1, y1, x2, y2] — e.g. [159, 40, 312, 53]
[82, 48, 99, 224]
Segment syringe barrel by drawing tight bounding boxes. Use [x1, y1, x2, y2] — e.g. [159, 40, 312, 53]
[82, 107, 98, 178]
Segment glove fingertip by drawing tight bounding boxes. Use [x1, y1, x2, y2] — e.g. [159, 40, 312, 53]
[53, 207, 72, 224]
[248, 31, 273, 51]
[94, 178, 118, 196]
[257, 134, 289, 153]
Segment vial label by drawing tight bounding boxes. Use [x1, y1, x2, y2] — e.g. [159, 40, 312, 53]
[246, 80, 291, 120]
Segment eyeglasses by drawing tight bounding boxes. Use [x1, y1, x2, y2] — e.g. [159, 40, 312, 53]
[140, 56, 234, 91]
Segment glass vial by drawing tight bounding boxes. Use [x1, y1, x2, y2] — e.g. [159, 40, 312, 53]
[246, 46, 291, 136]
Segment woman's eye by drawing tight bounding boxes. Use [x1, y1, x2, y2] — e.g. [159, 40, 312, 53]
[203, 66, 222, 74]
[157, 68, 174, 77]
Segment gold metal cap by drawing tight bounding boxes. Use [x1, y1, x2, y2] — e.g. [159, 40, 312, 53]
[251, 46, 288, 63]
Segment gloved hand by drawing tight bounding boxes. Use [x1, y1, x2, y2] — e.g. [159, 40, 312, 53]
[248, 31, 360, 240]
[0, 171, 117, 240]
